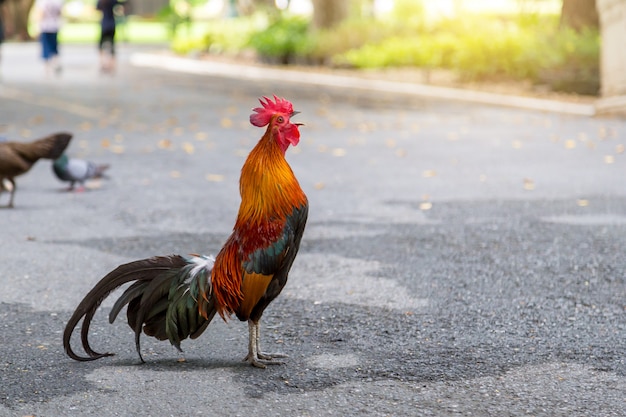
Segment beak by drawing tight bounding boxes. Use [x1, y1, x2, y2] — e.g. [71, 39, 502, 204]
[290, 111, 303, 126]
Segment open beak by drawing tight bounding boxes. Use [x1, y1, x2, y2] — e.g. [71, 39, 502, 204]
[290, 111, 304, 126]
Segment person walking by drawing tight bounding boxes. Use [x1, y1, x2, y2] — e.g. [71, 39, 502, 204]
[97, 0, 121, 73]
[32, 0, 64, 76]
[0, 0, 5, 79]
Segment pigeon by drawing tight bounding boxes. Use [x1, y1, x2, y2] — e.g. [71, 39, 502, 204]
[52, 154, 110, 191]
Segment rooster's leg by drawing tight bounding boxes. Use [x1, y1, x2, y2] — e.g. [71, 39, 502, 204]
[255, 322, 287, 361]
[7, 179, 16, 208]
[244, 320, 286, 368]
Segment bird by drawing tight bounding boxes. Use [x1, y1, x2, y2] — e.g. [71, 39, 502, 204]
[52, 154, 110, 191]
[0, 132, 73, 208]
[63, 96, 308, 368]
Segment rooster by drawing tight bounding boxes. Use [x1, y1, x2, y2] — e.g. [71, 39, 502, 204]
[63, 96, 308, 368]
[0, 132, 73, 208]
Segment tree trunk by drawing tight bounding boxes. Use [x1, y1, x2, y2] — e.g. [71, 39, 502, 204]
[311, 0, 348, 30]
[3, 0, 34, 40]
[560, 0, 599, 31]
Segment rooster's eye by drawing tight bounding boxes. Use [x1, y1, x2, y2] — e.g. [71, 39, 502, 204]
[277, 116, 284, 123]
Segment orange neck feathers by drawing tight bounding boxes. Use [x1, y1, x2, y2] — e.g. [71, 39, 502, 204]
[236, 125, 307, 229]
[209, 124, 307, 319]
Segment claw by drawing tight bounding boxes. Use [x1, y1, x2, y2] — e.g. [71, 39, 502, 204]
[246, 320, 286, 368]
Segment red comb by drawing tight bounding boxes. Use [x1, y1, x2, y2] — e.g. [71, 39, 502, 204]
[250, 95, 294, 127]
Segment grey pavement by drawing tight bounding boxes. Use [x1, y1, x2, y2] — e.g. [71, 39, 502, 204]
[1, 42, 625, 416]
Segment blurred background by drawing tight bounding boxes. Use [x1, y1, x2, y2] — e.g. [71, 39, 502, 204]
[0, 0, 603, 96]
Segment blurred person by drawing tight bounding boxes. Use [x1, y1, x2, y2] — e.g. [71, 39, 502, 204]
[97, 0, 122, 73]
[32, 0, 64, 76]
[0, 0, 5, 76]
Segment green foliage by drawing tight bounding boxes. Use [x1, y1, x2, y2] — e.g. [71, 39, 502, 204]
[171, 16, 262, 54]
[248, 15, 310, 64]
[162, 0, 600, 95]
[330, 12, 599, 93]
[305, 18, 399, 64]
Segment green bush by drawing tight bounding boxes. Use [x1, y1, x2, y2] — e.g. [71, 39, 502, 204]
[171, 15, 264, 55]
[248, 15, 309, 64]
[330, 12, 599, 93]
[172, 1, 599, 95]
[305, 18, 400, 64]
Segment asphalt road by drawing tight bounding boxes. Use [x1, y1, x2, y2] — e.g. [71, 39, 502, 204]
[1, 43, 625, 417]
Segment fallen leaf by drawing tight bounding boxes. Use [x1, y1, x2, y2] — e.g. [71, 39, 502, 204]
[111, 145, 125, 154]
[114, 134, 124, 142]
[616, 144, 625, 154]
[157, 139, 172, 149]
[170, 171, 181, 178]
[331, 148, 346, 157]
[331, 119, 346, 129]
[577, 199, 589, 207]
[79, 121, 92, 131]
[195, 132, 208, 141]
[205, 174, 224, 182]
[604, 155, 615, 164]
[173, 127, 185, 136]
[511, 140, 522, 149]
[479, 174, 487, 182]
[182, 142, 195, 155]
[419, 202, 433, 211]
[422, 170, 437, 178]
[101, 138, 111, 148]
[314, 182, 325, 190]
[395, 149, 407, 157]
[523, 178, 535, 191]
[385, 139, 396, 148]
[30, 115, 44, 125]
[564, 140, 576, 149]
[221, 118, 233, 128]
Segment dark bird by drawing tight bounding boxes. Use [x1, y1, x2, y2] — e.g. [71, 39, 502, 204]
[0, 132, 73, 208]
[63, 96, 308, 368]
[53, 154, 110, 191]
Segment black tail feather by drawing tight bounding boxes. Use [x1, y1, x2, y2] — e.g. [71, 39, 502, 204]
[63, 255, 190, 362]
